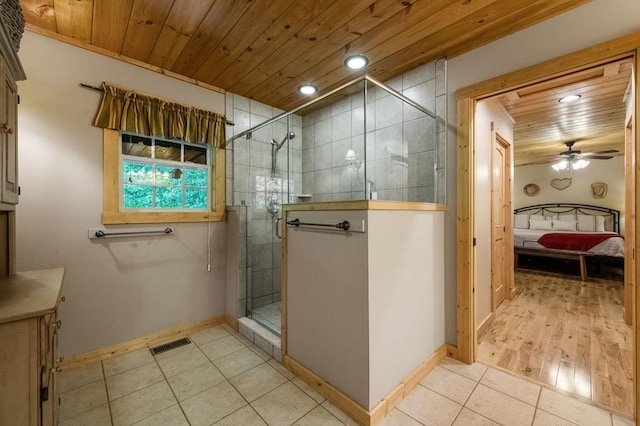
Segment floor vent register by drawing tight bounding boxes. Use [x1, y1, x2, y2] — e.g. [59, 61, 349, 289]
[149, 337, 192, 355]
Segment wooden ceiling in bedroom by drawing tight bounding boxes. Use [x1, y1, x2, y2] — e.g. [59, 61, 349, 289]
[20, 0, 592, 111]
[495, 58, 633, 167]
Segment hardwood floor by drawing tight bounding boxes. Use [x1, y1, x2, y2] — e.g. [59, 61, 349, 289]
[477, 270, 633, 416]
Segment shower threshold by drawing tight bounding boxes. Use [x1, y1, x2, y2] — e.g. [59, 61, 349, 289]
[250, 301, 281, 337]
[238, 316, 282, 362]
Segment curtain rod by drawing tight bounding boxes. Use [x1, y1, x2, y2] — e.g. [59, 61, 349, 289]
[79, 83, 234, 126]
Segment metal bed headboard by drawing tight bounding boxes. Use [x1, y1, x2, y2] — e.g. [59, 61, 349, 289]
[513, 203, 620, 234]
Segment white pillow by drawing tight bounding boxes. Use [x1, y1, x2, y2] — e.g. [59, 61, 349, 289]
[552, 220, 577, 231]
[577, 215, 595, 232]
[530, 220, 553, 230]
[514, 214, 529, 229]
[559, 214, 576, 221]
[545, 213, 559, 221]
[577, 215, 607, 232]
[530, 214, 545, 222]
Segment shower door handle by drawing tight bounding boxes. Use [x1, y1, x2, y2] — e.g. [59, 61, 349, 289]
[275, 217, 282, 239]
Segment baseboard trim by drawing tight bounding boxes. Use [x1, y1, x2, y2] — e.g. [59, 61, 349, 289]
[224, 313, 239, 331]
[446, 343, 458, 359]
[284, 344, 447, 426]
[59, 314, 228, 371]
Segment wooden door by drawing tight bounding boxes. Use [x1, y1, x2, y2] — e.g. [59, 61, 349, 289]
[491, 133, 510, 310]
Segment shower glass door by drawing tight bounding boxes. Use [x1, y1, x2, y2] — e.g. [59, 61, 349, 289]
[239, 113, 301, 335]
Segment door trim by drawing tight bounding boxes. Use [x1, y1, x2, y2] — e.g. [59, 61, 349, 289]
[456, 31, 640, 419]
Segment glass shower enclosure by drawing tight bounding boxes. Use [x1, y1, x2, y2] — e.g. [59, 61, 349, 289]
[226, 63, 447, 336]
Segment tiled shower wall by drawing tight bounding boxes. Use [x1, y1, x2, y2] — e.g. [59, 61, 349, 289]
[225, 94, 302, 314]
[301, 59, 446, 203]
[225, 59, 447, 319]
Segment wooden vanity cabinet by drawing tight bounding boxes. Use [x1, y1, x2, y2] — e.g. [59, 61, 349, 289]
[0, 269, 65, 425]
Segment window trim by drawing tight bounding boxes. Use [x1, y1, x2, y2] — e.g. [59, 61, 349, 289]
[103, 129, 225, 224]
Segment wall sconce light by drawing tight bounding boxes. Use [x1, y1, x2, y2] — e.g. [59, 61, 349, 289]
[345, 149, 361, 171]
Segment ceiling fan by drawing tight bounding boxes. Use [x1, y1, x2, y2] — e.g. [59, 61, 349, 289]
[551, 141, 619, 171]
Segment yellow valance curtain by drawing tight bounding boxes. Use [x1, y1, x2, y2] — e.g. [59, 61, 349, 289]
[93, 83, 226, 148]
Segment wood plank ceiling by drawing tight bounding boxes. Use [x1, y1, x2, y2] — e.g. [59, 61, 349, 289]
[20, 0, 593, 112]
[494, 58, 632, 167]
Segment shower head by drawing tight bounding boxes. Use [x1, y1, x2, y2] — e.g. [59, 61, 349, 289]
[271, 131, 296, 150]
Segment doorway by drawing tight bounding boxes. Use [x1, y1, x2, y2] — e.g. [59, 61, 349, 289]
[456, 33, 639, 420]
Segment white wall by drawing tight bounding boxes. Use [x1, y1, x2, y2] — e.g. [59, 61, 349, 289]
[368, 210, 444, 408]
[17, 32, 228, 357]
[474, 100, 514, 327]
[445, 0, 640, 343]
[514, 158, 626, 231]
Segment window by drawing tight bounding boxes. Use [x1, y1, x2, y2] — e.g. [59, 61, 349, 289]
[102, 129, 225, 224]
[93, 83, 226, 224]
[121, 133, 210, 211]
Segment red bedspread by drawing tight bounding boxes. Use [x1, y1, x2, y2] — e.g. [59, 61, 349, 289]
[537, 233, 620, 251]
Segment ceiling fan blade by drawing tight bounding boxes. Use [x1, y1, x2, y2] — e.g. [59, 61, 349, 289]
[516, 160, 552, 166]
[592, 149, 619, 154]
[581, 154, 614, 160]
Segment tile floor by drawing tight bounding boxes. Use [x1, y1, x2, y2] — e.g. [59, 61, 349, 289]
[57, 323, 635, 426]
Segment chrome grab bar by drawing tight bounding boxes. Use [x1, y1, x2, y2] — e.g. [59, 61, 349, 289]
[91, 228, 173, 238]
[276, 217, 282, 239]
[286, 218, 350, 231]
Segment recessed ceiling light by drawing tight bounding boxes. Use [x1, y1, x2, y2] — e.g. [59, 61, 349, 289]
[558, 94, 581, 103]
[344, 55, 369, 70]
[298, 83, 317, 95]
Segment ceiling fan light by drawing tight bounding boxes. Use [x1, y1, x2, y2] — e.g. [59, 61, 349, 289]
[552, 160, 568, 171]
[558, 94, 581, 103]
[572, 159, 590, 170]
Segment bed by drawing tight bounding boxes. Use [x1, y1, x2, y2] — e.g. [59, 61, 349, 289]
[513, 203, 624, 280]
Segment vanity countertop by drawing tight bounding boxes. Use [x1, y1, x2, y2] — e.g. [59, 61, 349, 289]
[0, 268, 65, 324]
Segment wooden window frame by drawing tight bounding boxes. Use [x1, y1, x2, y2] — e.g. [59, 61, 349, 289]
[102, 129, 225, 224]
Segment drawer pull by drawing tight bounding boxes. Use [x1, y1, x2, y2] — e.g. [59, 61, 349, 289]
[59, 296, 66, 303]
[56, 356, 64, 364]
[55, 320, 62, 329]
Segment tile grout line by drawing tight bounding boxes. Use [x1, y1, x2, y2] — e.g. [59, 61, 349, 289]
[225, 323, 344, 425]
[56, 374, 108, 423]
[529, 386, 543, 426]
[101, 361, 115, 426]
[475, 372, 541, 411]
[150, 345, 191, 426]
[107, 328, 241, 425]
[443, 365, 486, 426]
[215, 360, 272, 426]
